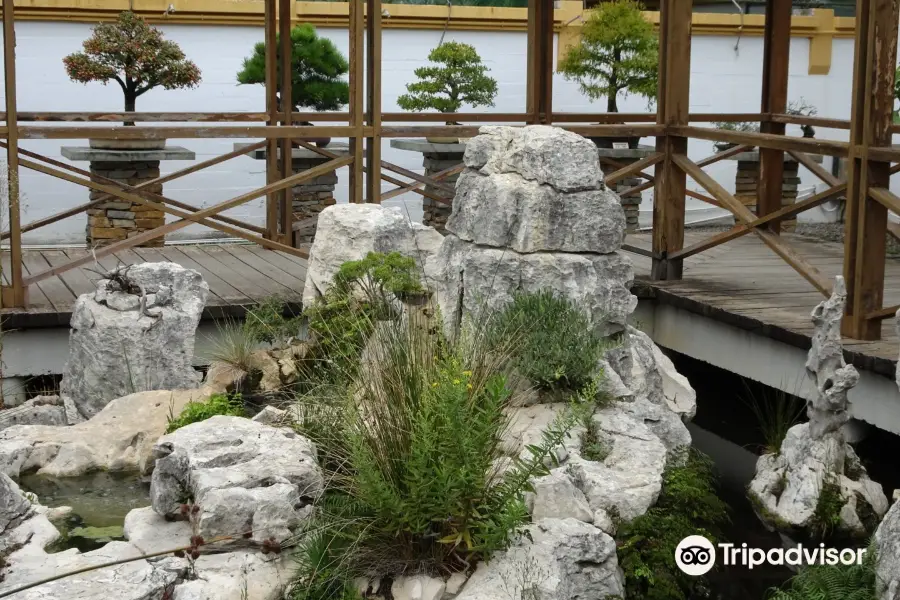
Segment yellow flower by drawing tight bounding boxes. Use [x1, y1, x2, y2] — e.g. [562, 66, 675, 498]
[462, 370, 472, 377]
[453, 379, 461, 385]
[466, 383, 473, 390]
[432, 382, 439, 388]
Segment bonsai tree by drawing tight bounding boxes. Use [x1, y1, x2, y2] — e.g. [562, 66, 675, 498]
[558, 0, 658, 113]
[396, 41, 498, 114]
[787, 97, 818, 138]
[63, 11, 201, 113]
[236, 24, 349, 114]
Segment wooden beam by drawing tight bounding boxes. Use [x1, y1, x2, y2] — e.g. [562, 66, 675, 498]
[526, 0, 553, 124]
[651, 0, 692, 280]
[366, 0, 383, 203]
[264, 0, 279, 240]
[618, 144, 754, 198]
[602, 153, 663, 186]
[381, 160, 455, 194]
[842, 0, 899, 340]
[770, 113, 852, 130]
[3, 0, 24, 307]
[669, 125, 850, 157]
[278, 0, 293, 244]
[348, 0, 365, 204]
[379, 164, 464, 203]
[673, 153, 832, 296]
[757, 0, 791, 233]
[787, 149, 843, 187]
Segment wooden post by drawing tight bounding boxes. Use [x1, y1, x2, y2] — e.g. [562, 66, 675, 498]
[757, 0, 791, 232]
[348, 0, 365, 204]
[651, 0, 692, 280]
[366, 0, 382, 203]
[264, 0, 279, 240]
[842, 0, 899, 340]
[526, 0, 553, 125]
[3, 0, 24, 307]
[278, 0, 293, 244]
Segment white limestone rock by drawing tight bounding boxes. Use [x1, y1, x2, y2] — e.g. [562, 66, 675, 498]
[150, 416, 323, 546]
[171, 550, 296, 600]
[124, 506, 192, 554]
[525, 469, 593, 523]
[454, 518, 624, 600]
[60, 262, 209, 419]
[391, 574, 446, 600]
[302, 204, 443, 306]
[0, 395, 67, 432]
[876, 501, 900, 600]
[448, 170, 625, 254]
[0, 385, 223, 478]
[433, 234, 636, 337]
[0, 473, 60, 561]
[463, 125, 603, 192]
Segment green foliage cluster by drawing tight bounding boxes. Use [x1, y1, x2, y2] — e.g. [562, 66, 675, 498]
[243, 297, 304, 346]
[397, 42, 498, 113]
[237, 23, 349, 112]
[616, 449, 730, 600]
[292, 285, 590, 597]
[335, 251, 424, 300]
[810, 477, 846, 540]
[769, 546, 877, 600]
[714, 121, 761, 133]
[488, 290, 608, 392]
[166, 392, 245, 433]
[558, 0, 658, 113]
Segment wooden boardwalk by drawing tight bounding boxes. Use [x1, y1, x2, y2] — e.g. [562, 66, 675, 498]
[0, 243, 308, 328]
[626, 231, 900, 377]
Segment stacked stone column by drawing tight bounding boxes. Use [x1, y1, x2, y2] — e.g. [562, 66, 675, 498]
[62, 144, 195, 248]
[594, 147, 656, 233]
[391, 139, 467, 233]
[238, 143, 347, 247]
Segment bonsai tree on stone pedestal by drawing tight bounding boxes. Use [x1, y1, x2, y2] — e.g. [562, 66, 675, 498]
[63, 10, 201, 149]
[396, 41, 498, 144]
[237, 23, 349, 148]
[558, 0, 658, 149]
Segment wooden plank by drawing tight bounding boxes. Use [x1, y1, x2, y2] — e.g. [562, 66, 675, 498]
[132, 246, 228, 307]
[41, 250, 97, 298]
[278, 0, 293, 244]
[265, 0, 280, 240]
[673, 153, 833, 296]
[787, 150, 842, 187]
[169, 246, 256, 304]
[348, 0, 365, 204]
[218, 244, 306, 296]
[381, 160, 455, 195]
[670, 125, 850, 158]
[18, 254, 54, 311]
[196, 246, 293, 299]
[3, 0, 23, 307]
[366, 0, 383, 204]
[603, 153, 663, 187]
[243, 246, 307, 281]
[770, 114, 852, 130]
[758, 0, 791, 232]
[150, 246, 247, 306]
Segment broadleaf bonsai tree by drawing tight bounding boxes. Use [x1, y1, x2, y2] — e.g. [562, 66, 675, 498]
[236, 23, 349, 114]
[63, 11, 201, 113]
[558, 0, 658, 113]
[396, 41, 498, 114]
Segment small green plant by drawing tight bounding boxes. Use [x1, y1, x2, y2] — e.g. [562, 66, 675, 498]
[488, 290, 608, 393]
[243, 297, 303, 347]
[739, 379, 807, 455]
[616, 448, 730, 600]
[768, 544, 877, 600]
[558, 0, 658, 113]
[810, 476, 845, 540]
[207, 320, 258, 372]
[237, 23, 349, 112]
[396, 41, 498, 113]
[166, 392, 246, 433]
[335, 251, 424, 300]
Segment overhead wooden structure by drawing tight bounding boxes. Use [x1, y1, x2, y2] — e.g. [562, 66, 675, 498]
[0, 0, 898, 341]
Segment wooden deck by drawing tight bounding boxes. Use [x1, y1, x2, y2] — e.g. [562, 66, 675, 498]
[0, 243, 308, 328]
[627, 231, 900, 378]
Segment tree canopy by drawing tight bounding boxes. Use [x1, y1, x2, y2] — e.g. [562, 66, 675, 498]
[63, 11, 201, 112]
[396, 42, 498, 114]
[236, 23, 349, 112]
[558, 0, 658, 113]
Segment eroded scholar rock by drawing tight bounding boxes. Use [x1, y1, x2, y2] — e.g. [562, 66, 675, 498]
[150, 416, 323, 546]
[60, 262, 209, 419]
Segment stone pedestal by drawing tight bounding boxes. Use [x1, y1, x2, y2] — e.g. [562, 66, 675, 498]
[238, 143, 348, 246]
[391, 139, 467, 233]
[718, 147, 823, 231]
[596, 146, 656, 232]
[62, 145, 195, 247]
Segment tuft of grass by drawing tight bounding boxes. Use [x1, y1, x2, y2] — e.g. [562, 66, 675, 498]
[207, 320, 259, 373]
[739, 378, 807, 455]
[166, 392, 246, 433]
[487, 290, 609, 393]
[616, 448, 730, 600]
[243, 297, 304, 347]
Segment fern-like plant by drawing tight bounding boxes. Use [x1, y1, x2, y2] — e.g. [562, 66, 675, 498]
[768, 546, 877, 600]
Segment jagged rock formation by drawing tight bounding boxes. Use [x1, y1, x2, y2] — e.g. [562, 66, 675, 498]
[748, 276, 888, 537]
[60, 262, 209, 419]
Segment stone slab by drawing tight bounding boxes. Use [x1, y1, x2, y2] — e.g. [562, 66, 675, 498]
[61, 146, 195, 162]
[235, 142, 350, 160]
[390, 138, 468, 154]
[595, 144, 657, 159]
[719, 149, 824, 164]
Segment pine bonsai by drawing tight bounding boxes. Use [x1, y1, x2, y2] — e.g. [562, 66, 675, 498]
[63, 11, 201, 113]
[236, 23, 349, 113]
[558, 0, 658, 113]
[396, 41, 498, 114]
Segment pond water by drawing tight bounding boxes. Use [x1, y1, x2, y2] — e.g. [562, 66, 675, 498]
[19, 471, 150, 552]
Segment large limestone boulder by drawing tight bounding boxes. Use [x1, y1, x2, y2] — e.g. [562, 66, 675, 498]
[60, 262, 209, 419]
[0, 395, 67, 432]
[150, 416, 323, 546]
[302, 204, 443, 306]
[875, 499, 900, 600]
[0, 473, 60, 559]
[454, 518, 624, 600]
[433, 126, 634, 338]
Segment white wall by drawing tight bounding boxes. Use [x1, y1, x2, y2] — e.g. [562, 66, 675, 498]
[0, 21, 862, 244]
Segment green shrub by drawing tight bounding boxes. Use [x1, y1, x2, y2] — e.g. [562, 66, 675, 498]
[616, 448, 730, 600]
[166, 392, 246, 433]
[243, 297, 304, 346]
[768, 545, 877, 600]
[488, 290, 607, 392]
[810, 476, 845, 541]
[293, 316, 583, 592]
[335, 251, 424, 299]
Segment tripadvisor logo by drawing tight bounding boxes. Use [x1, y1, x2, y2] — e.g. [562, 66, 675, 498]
[675, 535, 867, 575]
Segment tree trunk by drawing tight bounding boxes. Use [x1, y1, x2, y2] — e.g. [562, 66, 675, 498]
[124, 94, 136, 127]
[607, 94, 618, 113]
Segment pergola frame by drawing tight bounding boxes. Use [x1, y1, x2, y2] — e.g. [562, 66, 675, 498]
[1, 0, 898, 341]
